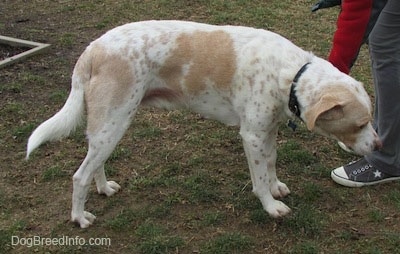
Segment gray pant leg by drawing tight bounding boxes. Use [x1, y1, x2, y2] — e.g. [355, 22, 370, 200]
[366, 0, 400, 174]
[349, 0, 387, 69]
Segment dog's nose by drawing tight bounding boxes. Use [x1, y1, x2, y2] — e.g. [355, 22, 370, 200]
[374, 139, 383, 150]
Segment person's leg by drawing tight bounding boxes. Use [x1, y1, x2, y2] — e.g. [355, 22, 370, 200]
[350, 0, 388, 70]
[366, 0, 400, 174]
[331, 0, 400, 187]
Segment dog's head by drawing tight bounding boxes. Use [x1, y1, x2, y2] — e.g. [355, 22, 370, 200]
[303, 84, 381, 155]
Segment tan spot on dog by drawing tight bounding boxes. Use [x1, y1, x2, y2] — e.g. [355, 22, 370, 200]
[85, 45, 135, 133]
[159, 30, 236, 94]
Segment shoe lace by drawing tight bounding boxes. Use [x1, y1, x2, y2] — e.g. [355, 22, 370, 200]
[352, 164, 372, 176]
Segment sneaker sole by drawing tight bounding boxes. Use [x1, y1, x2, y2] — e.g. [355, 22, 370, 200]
[331, 170, 400, 188]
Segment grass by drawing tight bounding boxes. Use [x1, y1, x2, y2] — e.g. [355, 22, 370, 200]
[0, 82, 22, 93]
[289, 241, 319, 254]
[368, 208, 385, 223]
[2, 0, 400, 253]
[41, 165, 68, 181]
[283, 204, 324, 236]
[183, 171, 222, 203]
[49, 90, 68, 103]
[135, 220, 184, 254]
[385, 189, 400, 210]
[58, 33, 75, 47]
[201, 232, 254, 254]
[201, 211, 226, 226]
[0, 220, 28, 253]
[106, 208, 137, 231]
[278, 139, 317, 167]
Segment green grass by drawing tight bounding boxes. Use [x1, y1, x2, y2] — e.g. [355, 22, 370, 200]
[281, 203, 325, 237]
[58, 33, 75, 47]
[0, 229, 12, 253]
[300, 182, 324, 203]
[201, 211, 226, 226]
[183, 171, 221, 203]
[385, 188, 400, 210]
[42, 165, 68, 181]
[12, 122, 36, 140]
[106, 208, 137, 231]
[130, 169, 222, 206]
[368, 208, 385, 223]
[278, 140, 317, 167]
[2, 102, 23, 115]
[0, 220, 28, 253]
[0, 82, 22, 93]
[130, 174, 177, 191]
[135, 220, 184, 254]
[289, 241, 319, 254]
[132, 125, 162, 140]
[21, 73, 46, 86]
[200, 232, 253, 254]
[109, 146, 131, 162]
[249, 208, 272, 224]
[49, 90, 68, 103]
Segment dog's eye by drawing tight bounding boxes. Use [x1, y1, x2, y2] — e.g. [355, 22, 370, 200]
[358, 124, 367, 130]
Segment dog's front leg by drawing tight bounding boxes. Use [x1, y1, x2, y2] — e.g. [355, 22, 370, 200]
[240, 125, 291, 218]
[263, 127, 291, 200]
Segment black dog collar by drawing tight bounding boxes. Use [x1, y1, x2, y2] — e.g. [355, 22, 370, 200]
[289, 62, 311, 119]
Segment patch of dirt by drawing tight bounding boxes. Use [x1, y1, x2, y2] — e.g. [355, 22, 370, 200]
[0, 44, 30, 60]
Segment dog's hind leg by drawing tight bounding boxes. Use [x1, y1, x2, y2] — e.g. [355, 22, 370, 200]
[94, 165, 121, 197]
[71, 112, 134, 228]
[71, 147, 102, 228]
[71, 83, 142, 228]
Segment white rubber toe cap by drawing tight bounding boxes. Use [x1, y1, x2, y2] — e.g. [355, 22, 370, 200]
[331, 166, 349, 180]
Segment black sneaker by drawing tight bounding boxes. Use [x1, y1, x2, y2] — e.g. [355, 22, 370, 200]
[331, 158, 400, 187]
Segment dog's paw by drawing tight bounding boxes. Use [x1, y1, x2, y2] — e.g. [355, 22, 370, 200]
[265, 200, 291, 218]
[97, 181, 121, 197]
[270, 180, 290, 199]
[71, 211, 96, 228]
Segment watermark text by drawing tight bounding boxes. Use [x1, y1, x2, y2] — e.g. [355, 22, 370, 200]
[11, 235, 111, 248]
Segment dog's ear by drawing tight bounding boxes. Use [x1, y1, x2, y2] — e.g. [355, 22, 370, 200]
[304, 95, 344, 130]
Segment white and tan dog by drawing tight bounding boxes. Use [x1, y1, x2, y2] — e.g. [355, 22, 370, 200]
[27, 20, 381, 228]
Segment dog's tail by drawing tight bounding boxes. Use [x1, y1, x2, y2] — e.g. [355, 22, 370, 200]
[26, 50, 91, 159]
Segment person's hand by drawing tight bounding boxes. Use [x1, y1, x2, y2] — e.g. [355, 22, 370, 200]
[311, 0, 341, 12]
